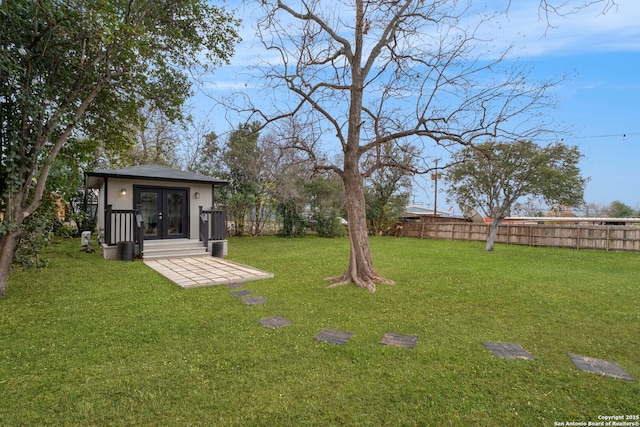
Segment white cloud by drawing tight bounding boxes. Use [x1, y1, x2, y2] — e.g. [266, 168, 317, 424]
[489, 0, 640, 57]
[202, 0, 640, 97]
[199, 79, 257, 91]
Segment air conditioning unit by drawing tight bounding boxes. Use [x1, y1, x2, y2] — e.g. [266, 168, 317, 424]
[81, 231, 92, 247]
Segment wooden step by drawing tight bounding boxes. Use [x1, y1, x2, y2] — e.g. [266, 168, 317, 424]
[142, 239, 208, 260]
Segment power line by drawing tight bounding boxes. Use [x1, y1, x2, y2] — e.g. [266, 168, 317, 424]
[537, 131, 640, 143]
[570, 132, 640, 140]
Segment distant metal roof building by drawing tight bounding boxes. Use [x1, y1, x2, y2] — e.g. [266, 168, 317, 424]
[404, 205, 455, 217]
[503, 216, 640, 224]
[85, 164, 230, 188]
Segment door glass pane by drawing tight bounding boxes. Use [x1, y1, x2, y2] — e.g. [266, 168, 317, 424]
[140, 191, 159, 238]
[166, 191, 185, 236]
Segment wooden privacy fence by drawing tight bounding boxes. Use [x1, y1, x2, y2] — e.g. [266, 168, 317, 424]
[395, 222, 640, 252]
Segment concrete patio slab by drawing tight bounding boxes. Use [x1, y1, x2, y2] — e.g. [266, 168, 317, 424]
[144, 257, 274, 289]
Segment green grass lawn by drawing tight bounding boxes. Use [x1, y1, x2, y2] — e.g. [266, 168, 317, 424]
[1, 236, 638, 426]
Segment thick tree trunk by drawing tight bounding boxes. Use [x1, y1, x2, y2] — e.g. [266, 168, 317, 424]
[485, 219, 501, 252]
[0, 230, 23, 296]
[326, 163, 394, 292]
[324, 0, 393, 292]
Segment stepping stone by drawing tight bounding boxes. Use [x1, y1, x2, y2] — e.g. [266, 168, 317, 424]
[225, 283, 245, 289]
[242, 296, 266, 306]
[482, 342, 536, 360]
[230, 289, 252, 297]
[314, 328, 354, 345]
[258, 316, 293, 329]
[568, 353, 634, 381]
[379, 332, 419, 349]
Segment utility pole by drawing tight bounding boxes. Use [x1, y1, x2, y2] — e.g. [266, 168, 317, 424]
[431, 158, 442, 216]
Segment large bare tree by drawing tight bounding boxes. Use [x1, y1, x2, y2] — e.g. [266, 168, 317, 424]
[237, 0, 615, 291]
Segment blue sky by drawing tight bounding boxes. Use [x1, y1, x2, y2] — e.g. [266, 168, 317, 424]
[502, 1, 640, 209]
[191, 0, 640, 210]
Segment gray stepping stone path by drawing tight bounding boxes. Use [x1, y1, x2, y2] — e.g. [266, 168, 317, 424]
[380, 332, 419, 349]
[482, 342, 536, 360]
[229, 285, 635, 382]
[569, 353, 635, 381]
[242, 296, 266, 306]
[258, 316, 293, 329]
[225, 283, 245, 289]
[314, 328, 354, 345]
[230, 289, 252, 297]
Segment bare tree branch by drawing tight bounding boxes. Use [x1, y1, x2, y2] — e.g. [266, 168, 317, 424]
[221, 0, 611, 290]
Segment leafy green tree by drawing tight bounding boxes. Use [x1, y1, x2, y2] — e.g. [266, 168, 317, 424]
[11, 140, 99, 269]
[54, 143, 101, 234]
[445, 140, 586, 251]
[311, 213, 347, 238]
[0, 0, 239, 295]
[224, 122, 264, 236]
[365, 183, 409, 236]
[187, 131, 225, 178]
[606, 200, 636, 218]
[277, 200, 307, 238]
[305, 173, 347, 238]
[364, 144, 415, 236]
[265, 137, 310, 238]
[126, 107, 184, 168]
[189, 125, 300, 237]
